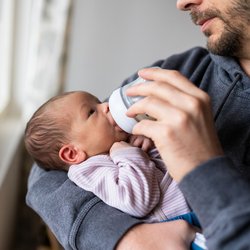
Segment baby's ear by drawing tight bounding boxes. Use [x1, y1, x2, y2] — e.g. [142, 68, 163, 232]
[59, 144, 87, 165]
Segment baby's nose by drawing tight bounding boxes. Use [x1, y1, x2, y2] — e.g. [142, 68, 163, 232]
[101, 102, 109, 113]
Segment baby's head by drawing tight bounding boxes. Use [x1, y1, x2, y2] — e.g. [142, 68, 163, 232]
[24, 91, 128, 171]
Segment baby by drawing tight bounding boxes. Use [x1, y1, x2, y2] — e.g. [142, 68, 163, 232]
[25, 91, 128, 171]
[25, 90, 206, 249]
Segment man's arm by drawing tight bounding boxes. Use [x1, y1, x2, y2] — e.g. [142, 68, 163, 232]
[26, 164, 141, 249]
[26, 163, 197, 250]
[180, 156, 250, 250]
[117, 220, 197, 250]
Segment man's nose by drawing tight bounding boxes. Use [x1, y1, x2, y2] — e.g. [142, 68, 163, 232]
[176, 0, 202, 11]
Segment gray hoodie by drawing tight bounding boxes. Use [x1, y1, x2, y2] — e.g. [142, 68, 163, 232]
[26, 47, 250, 250]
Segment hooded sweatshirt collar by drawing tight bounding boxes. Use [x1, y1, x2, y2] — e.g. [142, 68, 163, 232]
[211, 53, 250, 90]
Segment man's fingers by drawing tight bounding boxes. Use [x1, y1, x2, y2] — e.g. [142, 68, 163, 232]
[131, 119, 164, 144]
[138, 67, 205, 97]
[127, 95, 188, 126]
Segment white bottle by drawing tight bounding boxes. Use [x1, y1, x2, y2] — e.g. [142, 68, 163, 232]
[109, 75, 153, 133]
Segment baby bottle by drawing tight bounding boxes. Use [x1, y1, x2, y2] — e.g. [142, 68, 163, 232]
[109, 74, 153, 133]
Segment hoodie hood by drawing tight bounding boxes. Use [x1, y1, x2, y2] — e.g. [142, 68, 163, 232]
[210, 53, 250, 91]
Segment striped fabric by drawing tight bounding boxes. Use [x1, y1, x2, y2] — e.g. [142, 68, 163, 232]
[68, 147, 190, 221]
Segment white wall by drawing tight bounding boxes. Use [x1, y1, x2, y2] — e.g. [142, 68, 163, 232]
[65, 0, 205, 100]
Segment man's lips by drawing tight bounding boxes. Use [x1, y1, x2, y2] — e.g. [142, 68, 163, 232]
[196, 17, 215, 32]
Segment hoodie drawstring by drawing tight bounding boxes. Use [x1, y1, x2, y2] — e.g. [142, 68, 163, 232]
[214, 73, 242, 121]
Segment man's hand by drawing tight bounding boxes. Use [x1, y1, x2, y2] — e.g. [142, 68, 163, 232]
[126, 67, 223, 181]
[116, 220, 197, 250]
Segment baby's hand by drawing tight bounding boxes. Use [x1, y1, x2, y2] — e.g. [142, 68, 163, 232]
[110, 141, 132, 154]
[128, 135, 154, 152]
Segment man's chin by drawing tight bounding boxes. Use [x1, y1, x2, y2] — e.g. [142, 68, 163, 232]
[206, 30, 242, 57]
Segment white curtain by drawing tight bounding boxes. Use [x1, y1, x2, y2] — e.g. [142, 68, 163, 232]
[0, 0, 14, 114]
[22, 0, 72, 121]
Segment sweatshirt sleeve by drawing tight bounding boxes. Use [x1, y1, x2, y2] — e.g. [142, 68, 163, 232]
[68, 148, 162, 218]
[179, 156, 250, 250]
[26, 164, 142, 250]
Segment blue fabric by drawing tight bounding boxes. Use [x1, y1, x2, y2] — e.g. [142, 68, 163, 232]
[191, 242, 205, 250]
[164, 212, 201, 228]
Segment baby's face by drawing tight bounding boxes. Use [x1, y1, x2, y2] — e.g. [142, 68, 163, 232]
[63, 91, 128, 157]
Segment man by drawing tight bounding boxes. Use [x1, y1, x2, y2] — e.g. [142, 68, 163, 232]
[26, 0, 250, 249]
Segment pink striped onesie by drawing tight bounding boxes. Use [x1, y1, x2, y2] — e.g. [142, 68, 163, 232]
[68, 146, 191, 222]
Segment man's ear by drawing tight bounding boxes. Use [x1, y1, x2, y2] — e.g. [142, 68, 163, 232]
[59, 144, 87, 165]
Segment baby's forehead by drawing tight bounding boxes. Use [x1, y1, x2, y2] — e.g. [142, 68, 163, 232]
[59, 91, 92, 102]
[76, 91, 100, 103]
[58, 92, 101, 109]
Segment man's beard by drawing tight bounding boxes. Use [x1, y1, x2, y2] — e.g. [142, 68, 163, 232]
[205, 22, 242, 57]
[190, 1, 250, 57]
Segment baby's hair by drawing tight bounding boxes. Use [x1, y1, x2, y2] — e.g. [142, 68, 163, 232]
[24, 91, 78, 171]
